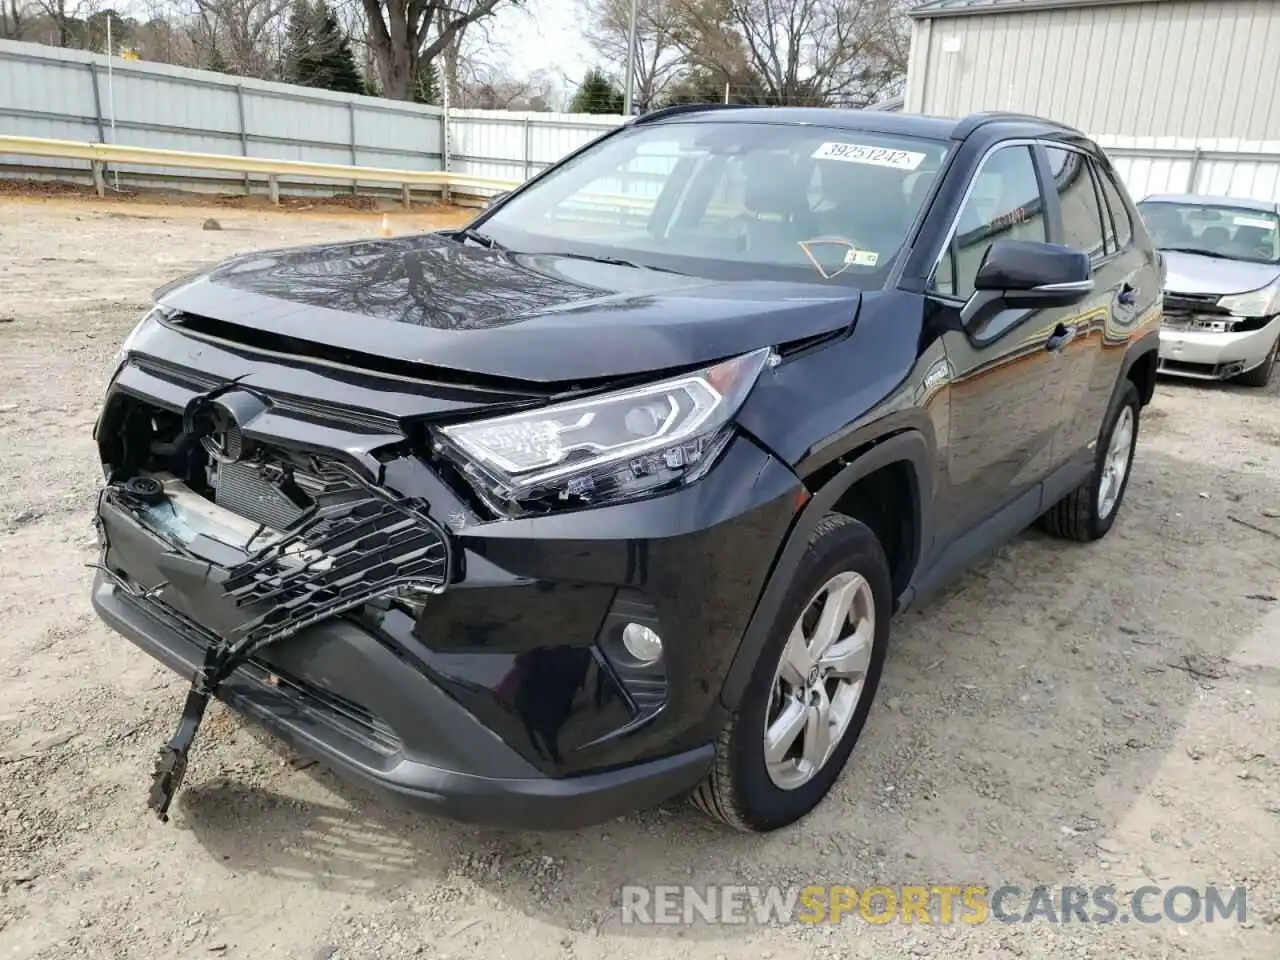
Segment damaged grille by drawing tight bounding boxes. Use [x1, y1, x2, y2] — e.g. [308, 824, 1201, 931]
[222, 487, 450, 648]
[1162, 293, 1228, 331]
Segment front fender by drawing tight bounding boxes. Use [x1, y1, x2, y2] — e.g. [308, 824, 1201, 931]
[718, 428, 932, 709]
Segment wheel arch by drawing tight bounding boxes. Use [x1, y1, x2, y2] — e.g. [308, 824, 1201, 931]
[1123, 331, 1160, 407]
[719, 428, 932, 710]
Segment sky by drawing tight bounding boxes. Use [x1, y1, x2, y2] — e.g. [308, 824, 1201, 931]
[482, 0, 597, 90]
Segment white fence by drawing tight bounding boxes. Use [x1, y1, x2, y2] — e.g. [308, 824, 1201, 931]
[4, 37, 1280, 206]
[1098, 136, 1280, 205]
[447, 109, 621, 185]
[0, 38, 626, 199]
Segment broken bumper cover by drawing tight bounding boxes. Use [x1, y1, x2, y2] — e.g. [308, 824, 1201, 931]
[91, 570, 713, 829]
[1158, 316, 1280, 378]
[90, 337, 803, 826]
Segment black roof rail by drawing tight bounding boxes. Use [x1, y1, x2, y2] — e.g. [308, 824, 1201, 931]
[630, 102, 759, 125]
[952, 110, 1080, 139]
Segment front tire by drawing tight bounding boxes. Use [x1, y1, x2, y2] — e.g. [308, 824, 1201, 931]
[1040, 380, 1140, 542]
[692, 514, 891, 832]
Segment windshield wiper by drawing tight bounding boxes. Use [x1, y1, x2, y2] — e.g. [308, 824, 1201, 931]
[1161, 246, 1231, 259]
[454, 227, 504, 250]
[541, 250, 687, 275]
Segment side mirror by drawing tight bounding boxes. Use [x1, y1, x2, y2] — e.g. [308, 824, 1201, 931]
[484, 190, 510, 210]
[974, 239, 1093, 308]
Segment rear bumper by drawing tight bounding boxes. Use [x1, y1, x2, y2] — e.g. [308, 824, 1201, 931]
[1158, 317, 1280, 379]
[92, 570, 713, 829]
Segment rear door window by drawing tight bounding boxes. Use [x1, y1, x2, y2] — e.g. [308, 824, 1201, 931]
[1045, 147, 1108, 260]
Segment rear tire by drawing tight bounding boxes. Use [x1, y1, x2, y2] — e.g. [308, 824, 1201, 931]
[1233, 336, 1278, 388]
[1040, 380, 1140, 542]
[692, 514, 891, 832]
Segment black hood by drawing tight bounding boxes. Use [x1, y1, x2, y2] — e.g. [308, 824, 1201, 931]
[155, 233, 861, 383]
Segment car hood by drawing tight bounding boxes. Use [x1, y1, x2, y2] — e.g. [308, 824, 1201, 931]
[1162, 250, 1280, 297]
[155, 233, 862, 384]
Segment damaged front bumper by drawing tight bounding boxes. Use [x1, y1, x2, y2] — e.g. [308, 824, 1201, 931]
[1158, 315, 1280, 379]
[92, 460, 455, 819]
[89, 328, 802, 828]
[91, 489, 713, 829]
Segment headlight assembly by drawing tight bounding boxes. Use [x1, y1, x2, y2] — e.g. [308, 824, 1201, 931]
[1219, 281, 1280, 318]
[433, 348, 771, 514]
[114, 306, 159, 370]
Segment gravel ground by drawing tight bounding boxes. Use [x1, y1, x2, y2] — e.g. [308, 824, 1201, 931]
[1, 196, 1278, 960]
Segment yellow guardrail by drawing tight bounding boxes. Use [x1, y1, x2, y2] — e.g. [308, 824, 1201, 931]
[0, 135, 521, 204]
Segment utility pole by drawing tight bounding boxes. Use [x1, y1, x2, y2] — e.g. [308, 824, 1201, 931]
[622, 0, 638, 116]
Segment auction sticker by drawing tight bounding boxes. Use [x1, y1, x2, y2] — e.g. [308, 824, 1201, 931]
[811, 142, 926, 170]
[1233, 215, 1276, 230]
[843, 248, 880, 267]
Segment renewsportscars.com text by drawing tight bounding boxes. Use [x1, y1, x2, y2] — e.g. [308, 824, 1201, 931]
[619, 884, 1248, 926]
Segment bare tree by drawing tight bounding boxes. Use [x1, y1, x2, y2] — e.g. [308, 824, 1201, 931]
[581, 0, 684, 111]
[30, 0, 100, 47]
[131, 0, 203, 65]
[461, 64, 557, 109]
[671, 0, 910, 107]
[357, 0, 521, 101]
[1, 0, 30, 39]
[176, 0, 290, 76]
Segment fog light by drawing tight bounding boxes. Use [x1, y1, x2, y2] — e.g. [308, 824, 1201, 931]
[622, 622, 663, 664]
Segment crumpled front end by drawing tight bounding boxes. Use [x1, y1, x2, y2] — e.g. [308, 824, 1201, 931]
[89, 314, 802, 828]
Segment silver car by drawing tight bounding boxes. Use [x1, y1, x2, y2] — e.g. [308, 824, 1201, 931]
[1137, 194, 1280, 387]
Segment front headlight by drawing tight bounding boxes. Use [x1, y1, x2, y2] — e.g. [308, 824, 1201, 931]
[114, 306, 158, 369]
[1219, 281, 1280, 318]
[433, 348, 772, 514]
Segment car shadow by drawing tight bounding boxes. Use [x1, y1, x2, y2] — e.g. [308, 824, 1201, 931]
[180, 446, 1280, 943]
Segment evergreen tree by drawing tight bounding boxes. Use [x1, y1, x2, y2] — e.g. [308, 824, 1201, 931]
[283, 0, 363, 94]
[282, 0, 320, 85]
[207, 44, 229, 74]
[413, 60, 441, 106]
[317, 3, 363, 94]
[570, 68, 623, 115]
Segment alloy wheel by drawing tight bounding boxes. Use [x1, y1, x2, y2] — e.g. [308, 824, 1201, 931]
[1097, 405, 1134, 520]
[763, 571, 876, 790]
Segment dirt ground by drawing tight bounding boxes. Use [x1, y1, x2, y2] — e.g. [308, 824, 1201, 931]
[1, 196, 1278, 960]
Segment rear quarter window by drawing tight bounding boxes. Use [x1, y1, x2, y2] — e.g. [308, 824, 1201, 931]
[1096, 165, 1134, 249]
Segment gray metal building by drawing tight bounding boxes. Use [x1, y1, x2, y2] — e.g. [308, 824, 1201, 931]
[904, 0, 1280, 141]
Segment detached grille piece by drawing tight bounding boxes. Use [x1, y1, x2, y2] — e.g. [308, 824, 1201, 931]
[222, 490, 450, 648]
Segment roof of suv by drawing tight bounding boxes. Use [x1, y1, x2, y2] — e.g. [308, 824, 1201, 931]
[1141, 194, 1279, 214]
[634, 104, 1083, 143]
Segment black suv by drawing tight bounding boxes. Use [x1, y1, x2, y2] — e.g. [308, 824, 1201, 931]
[91, 107, 1162, 833]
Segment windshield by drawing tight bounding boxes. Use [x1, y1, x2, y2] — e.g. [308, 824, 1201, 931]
[478, 121, 952, 286]
[1137, 200, 1280, 264]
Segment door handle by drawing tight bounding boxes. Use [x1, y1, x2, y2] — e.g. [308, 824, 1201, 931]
[1045, 323, 1074, 353]
[1118, 284, 1138, 306]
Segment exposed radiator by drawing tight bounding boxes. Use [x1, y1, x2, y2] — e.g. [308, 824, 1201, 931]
[214, 461, 308, 531]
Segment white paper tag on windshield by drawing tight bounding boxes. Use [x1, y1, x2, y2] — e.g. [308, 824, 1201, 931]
[1233, 215, 1275, 229]
[811, 142, 926, 170]
[843, 248, 880, 266]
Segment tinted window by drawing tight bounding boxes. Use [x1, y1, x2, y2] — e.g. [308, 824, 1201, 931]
[1045, 147, 1108, 260]
[932, 145, 1047, 299]
[481, 122, 952, 286]
[1096, 165, 1133, 249]
[1137, 200, 1280, 264]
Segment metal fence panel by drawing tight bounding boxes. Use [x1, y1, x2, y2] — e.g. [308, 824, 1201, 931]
[0, 38, 446, 194]
[449, 109, 622, 183]
[6, 37, 1280, 207]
